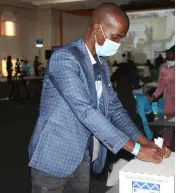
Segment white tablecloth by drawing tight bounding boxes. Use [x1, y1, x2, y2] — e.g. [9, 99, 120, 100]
[146, 82, 158, 87]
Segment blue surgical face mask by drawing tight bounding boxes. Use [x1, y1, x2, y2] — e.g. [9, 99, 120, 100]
[167, 60, 175, 67]
[95, 25, 121, 57]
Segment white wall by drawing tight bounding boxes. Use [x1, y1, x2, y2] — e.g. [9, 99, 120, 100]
[62, 12, 90, 45]
[17, 8, 38, 65]
[0, 7, 174, 76]
[0, 6, 60, 75]
[111, 10, 175, 64]
[51, 9, 60, 47]
[0, 6, 21, 69]
[61, 10, 175, 64]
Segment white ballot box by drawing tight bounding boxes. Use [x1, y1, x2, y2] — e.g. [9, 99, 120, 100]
[119, 153, 175, 193]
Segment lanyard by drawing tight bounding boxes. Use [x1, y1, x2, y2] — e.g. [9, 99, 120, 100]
[95, 73, 102, 108]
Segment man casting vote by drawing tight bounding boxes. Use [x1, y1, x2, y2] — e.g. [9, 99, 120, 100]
[28, 3, 171, 193]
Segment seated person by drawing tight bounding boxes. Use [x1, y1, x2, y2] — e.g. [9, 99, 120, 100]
[24, 60, 31, 77]
[133, 87, 155, 140]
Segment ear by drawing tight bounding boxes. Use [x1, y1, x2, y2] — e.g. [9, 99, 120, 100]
[93, 24, 100, 33]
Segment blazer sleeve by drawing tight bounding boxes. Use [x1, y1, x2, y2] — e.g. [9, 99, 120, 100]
[48, 49, 130, 154]
[102, 61, 142, 142]
[108, 86, 142, 142]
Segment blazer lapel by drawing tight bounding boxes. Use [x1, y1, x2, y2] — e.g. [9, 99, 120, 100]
[99, 59, 110, 117]
[74, 38, 97, 106]
[83, 55, 97, 105]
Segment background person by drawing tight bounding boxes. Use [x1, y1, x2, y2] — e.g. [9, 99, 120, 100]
[152, 46, 175, 115]
[133, 87, 156, 140]
[24, 60, 31, 77]
[111, 60, 145, 136]
[15, 58, 21, 75]
[152, 45, 175, 147]
[33, 56, 40, 76]
[6, 56, 13, 82]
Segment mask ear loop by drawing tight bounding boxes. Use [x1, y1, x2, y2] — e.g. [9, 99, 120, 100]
[94, 25, 106, 45]
[100, 24, 106, 40]
[95, 34, 98, 43]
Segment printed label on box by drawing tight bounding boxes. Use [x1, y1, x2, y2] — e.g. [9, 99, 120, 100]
[132, 181, 160, 193]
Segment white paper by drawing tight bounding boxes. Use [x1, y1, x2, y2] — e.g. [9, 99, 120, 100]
[154, 137, 164, 148]
[168, 117, 175, 122]
[146, 82, 158, 87]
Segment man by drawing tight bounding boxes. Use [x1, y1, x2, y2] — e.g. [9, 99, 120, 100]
[33, 56, 40, 76]
[29, 3, 170, 193]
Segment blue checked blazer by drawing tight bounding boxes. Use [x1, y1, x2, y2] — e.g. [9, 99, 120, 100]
[28, 37, 141, 178]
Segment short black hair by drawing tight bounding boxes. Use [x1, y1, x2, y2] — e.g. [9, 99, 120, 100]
[169, 45, 175, 53]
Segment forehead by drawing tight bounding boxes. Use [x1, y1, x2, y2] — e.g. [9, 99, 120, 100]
[104, 16, 129, 35]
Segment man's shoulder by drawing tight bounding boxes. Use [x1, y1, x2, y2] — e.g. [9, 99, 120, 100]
[52, 37, 84, 57]
[52, 43, 75, 56]
[48, 39, 84, 72]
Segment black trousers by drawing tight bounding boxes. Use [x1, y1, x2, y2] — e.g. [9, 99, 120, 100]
[31, 150, 90, 193]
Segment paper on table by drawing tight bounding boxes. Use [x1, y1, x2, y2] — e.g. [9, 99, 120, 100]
[106, 159, 129, 187]
[154, 137, 164, 148]
[168, 117, 175, 122]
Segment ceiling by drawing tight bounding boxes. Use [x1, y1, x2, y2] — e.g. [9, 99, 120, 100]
[0, 0, 32, 8]
[0, 0, 175, 11]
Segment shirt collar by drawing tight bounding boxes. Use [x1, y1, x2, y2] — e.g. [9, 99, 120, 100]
[85, 44, 102, 65]
[85, 44, 96, 65]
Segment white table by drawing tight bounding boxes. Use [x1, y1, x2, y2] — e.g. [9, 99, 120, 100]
[106, 183, 119, 193]
[106, 159, 128, 193]
[23, 76, 43, 80]
[149, 118, 175, 127]
[146, 82, 158, 87]
[136, 66, 145, 70]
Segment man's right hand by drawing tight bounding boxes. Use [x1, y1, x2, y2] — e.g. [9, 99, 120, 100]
[137, 144, 164, 164]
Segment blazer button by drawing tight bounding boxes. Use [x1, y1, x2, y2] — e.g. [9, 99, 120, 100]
[108, 143, 113, 149]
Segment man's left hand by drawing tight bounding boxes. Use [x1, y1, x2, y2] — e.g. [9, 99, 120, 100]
[163, 145, 171, 158]
[137, 135, 172, 158]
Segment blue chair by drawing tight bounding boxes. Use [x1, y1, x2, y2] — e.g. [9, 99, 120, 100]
[151, 98, 166, 119]
[158, 98, 166, 115]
